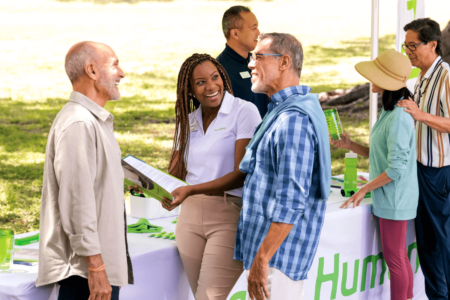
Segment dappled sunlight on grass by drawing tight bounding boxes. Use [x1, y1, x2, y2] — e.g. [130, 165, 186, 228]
[305, 35, 396, 67]
[301, 34, 395, 93]
[0, 150, 45, 167]
[0, 178, 42, 233]
[302, 70, 365, 94]
[116, 124, 175, 170]
[121, 71, 178, 101]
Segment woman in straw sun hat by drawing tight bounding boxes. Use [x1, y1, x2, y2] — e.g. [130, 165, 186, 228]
[331, 49, 418, 300]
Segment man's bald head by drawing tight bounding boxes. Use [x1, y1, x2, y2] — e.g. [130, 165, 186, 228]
[65, 41, 124, 103]
[65, 41, 104, 84]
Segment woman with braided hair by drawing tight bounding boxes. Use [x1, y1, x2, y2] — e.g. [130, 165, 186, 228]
[163, 53, 261, 299]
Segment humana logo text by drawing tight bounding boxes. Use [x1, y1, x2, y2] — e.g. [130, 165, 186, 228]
[314, 242, 420, 299]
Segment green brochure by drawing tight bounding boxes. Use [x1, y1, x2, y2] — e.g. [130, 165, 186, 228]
[14, 233, 39, 246]
[122, 155, 188, 203]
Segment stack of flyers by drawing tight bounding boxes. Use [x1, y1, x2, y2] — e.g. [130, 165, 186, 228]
[13, 248, 39, 266]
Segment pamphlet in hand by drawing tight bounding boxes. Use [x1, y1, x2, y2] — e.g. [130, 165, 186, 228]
[122, 155, 188, 203]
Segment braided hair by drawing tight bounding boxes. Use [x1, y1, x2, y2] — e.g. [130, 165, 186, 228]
[169, 53, 233, 180]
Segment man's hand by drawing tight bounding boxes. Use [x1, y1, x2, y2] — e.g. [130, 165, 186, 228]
[88, 270, 112, 300]
[161, 186, 192, 211]
[85, 254, 111, 300]
[397, 97, 426, 122]
[247, 222, 293, 299]
[247, 257, 270, 300]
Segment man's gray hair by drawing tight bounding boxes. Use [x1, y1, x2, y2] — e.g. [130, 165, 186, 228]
[222, 6, 251, 39]
[259, 33, 303, 77]
[65, 42, 98, 84]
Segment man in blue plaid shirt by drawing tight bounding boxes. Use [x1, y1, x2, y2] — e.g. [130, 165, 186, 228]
[236, 33, 331, 300]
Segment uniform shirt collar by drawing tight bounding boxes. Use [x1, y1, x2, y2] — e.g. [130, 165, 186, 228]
[423, 56, 442, 79]
[224, 44, 250, 64]
[218, 91, 234, 115]
[69, 91, 113, 122]
[194, 91, 234, 124]
[270, 85, 312, 104]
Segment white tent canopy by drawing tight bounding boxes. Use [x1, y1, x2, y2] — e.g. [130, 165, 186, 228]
[369, 0, 379, 132]
[369, 0, 425, 131]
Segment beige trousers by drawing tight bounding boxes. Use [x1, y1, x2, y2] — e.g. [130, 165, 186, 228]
[246, 268, 305, 300]
[176, 194, 244, 300]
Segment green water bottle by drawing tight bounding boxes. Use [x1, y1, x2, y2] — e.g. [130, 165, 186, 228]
[341, 151, 358, 197]
[0, 229, 14, 270]
[324, 108, 343, 141]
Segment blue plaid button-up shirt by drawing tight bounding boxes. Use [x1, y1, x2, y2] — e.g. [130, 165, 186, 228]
[234, 86, 326, 280]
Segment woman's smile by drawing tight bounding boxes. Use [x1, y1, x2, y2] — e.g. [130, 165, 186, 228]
[204, 90, 220, 102]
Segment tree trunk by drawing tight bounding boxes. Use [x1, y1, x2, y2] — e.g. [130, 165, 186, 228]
[320, 83, 382, 117]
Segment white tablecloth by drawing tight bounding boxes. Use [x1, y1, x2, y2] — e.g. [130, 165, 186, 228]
[0, 216, 194, 300]
[0, 173, 427, 300]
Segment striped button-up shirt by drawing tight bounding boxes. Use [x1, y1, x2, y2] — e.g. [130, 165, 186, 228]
[414, 56, 450, 167]
[234, 86, 326, 281]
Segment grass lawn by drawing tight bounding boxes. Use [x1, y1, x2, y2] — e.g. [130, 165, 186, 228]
[1, 0, 449, 233]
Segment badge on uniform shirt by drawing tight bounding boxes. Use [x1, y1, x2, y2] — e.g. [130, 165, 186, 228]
[240, 71, 251, 79]
[190, 120, 198, 132]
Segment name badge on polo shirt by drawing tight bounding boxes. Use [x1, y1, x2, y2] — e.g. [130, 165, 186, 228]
[190, 120, 198, 132]
[240, 71, 251, 79]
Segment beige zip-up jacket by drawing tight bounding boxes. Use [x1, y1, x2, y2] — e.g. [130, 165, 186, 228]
[36, 91, 133, 287]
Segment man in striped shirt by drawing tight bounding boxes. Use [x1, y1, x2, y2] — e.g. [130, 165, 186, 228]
[398, 18, 450, 300]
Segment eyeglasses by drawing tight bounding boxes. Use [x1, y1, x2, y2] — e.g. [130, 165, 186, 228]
[250, 52, 283, 64]
[402, 42, 426, 51]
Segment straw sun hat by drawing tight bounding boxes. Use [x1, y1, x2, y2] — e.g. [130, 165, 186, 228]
[355, 49, 412, 91]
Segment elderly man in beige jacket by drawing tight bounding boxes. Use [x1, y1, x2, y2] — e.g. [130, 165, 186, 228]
[36, 41, 133, 300]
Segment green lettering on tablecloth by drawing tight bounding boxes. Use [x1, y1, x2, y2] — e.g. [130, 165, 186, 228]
[314, 242, 419, 299]
[360, 252, 387, 292]
[341, 259, 359, 296]
[315, 253, 339, 300]
[229, 291, 246, 300]
[407, 242, 420, 273]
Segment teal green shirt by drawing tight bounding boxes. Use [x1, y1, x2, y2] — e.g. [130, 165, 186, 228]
[369, 105, 418, 220]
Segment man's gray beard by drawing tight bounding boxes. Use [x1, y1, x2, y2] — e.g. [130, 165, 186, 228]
[99, 70, 120, 101]
[251, 73, 273, 94]
[251, 82, 265, 93]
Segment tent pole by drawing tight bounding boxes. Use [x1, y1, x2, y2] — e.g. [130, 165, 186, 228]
[369, 0, 379, 133]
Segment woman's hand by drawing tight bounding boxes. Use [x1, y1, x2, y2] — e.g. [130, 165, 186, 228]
[161, 186, 193, 211]
[339, 188, 368, 209]
[330, 133, 352, 150]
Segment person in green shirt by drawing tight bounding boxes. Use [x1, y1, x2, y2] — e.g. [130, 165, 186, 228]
[331, 50, 418, 300]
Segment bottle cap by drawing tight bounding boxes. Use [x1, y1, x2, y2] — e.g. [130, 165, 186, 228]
[345, 151, 357, 159]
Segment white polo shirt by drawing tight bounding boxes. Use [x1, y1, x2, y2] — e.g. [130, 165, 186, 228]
[185, 91, 262, 196]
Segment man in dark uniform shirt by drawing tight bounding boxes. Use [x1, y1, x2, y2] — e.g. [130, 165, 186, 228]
[216, 6, 270, 118]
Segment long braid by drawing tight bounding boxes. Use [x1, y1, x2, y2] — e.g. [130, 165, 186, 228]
[169, 53, 233, 180]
